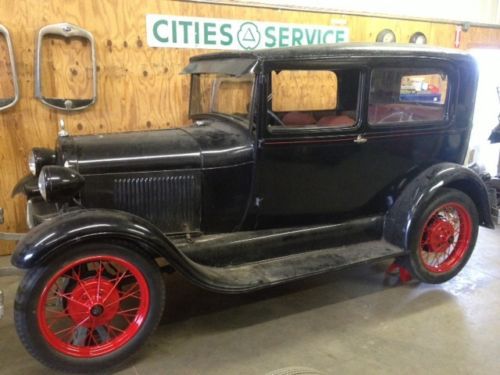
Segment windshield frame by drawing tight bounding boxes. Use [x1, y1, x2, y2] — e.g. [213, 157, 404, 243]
[188, 72, 257, 128]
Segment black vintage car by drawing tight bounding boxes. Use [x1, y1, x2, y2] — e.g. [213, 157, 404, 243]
[10, 44, 495, 372]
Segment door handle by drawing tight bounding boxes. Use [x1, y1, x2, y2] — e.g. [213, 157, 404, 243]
[354, 135, 368, 144]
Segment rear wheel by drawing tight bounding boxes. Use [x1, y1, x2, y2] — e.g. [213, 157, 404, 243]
[406, 188, 479, 283]
[14, 242, 165, 373]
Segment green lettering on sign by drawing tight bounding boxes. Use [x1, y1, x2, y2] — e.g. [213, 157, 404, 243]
[146, 15, 350, 50]
[265, 26, 276, 48]
[305, 29, 317, 45]
[220, 24, 233, 45]
[204, 22, 216, 45]
[279, 27, 289, 47]
[322, 30, 334, 44]
[336, 30, 346, 43]
[292, 28, 303, 46]
[178, 20, 192, 44]
[153, 20, 169, 43]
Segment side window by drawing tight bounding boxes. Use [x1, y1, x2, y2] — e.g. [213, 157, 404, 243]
[368, 68, 448, 125]
[269, 69, 360, 129]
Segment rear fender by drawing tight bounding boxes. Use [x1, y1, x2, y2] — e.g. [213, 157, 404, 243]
[385, 162, 494, 250]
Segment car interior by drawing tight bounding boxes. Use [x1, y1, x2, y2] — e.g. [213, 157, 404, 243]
[268, 68, 360, 129]
[267, 67, 447, 129]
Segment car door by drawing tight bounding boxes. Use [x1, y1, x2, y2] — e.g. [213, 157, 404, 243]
[255, 59, 459, 230]
[255, 61, 372, 228]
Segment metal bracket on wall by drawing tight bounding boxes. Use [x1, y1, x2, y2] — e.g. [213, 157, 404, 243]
[0, 24, 19, 111]
[35, 23, 97, 111]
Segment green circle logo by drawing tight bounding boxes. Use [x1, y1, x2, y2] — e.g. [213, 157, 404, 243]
[237, 22, 261, 50]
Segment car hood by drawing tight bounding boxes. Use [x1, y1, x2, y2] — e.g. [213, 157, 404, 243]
[57, 119, 254, 174]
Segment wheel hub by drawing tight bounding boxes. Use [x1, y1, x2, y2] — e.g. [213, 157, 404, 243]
[90, 304, 104, 317]
[426, 218, 455, 253]
[66, 279, 120, 327]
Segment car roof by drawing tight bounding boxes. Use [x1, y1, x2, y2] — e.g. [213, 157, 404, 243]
[184, 43, 475, 76]
[191, 43, 469, 61]
[189, 43, 471, 63]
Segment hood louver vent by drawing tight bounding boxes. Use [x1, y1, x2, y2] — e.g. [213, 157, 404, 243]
[113, 173, 201, 233]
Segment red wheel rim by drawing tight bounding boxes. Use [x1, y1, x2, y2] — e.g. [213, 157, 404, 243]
[419, 202, 473, 274]
[37, 255, 150, 358]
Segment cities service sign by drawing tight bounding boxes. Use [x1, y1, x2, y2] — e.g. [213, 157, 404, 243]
[146, 14, 349, 50]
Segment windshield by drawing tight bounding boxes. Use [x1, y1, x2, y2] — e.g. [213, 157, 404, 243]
[189, 73, 255, 121]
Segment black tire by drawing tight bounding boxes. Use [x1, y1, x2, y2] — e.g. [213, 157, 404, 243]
[14, 241, 165, 373]
[406, 188, 479, 283]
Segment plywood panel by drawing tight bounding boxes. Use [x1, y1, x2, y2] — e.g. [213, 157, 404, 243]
[1, 0, 499, 254]
[0, 35, 15, 98]
[465, 26, 500, 48]
[41, 36, 94, 99]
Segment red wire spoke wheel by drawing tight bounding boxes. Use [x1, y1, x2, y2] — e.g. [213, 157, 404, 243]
[407, 188, 479, 283]
[38, 255, 150, 357]
[14, 243, 165, 373]
[418, 203, 472, 274]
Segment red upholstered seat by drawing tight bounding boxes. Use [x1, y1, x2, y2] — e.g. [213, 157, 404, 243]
[316, 115, 355, 127]
[282, 112, 316, 126]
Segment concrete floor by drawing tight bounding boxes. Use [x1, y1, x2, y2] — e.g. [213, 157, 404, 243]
[0, 227, 499, 375]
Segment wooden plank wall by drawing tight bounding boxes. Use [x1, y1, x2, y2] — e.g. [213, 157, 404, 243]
[1, 0, 500, 254]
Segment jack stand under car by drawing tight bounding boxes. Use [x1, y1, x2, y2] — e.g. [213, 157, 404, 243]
[385, 259, 413, 283]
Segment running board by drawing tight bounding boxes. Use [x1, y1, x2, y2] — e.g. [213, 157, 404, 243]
[175, 216, 385, 267]
[168, 216, 404, 292]
[185, 239, 404, 293]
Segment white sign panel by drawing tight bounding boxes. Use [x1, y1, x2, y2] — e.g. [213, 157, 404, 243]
[146, 14, 349, 50]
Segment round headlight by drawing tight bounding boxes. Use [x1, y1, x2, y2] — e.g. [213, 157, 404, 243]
[28, 148, 57, 176]
[28, 151, 36, 175]
[38, 170, 47, 200]
[37, 166, 84, 202]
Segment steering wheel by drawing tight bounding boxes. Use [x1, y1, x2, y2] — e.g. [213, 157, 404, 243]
[267, 110, 285, 126]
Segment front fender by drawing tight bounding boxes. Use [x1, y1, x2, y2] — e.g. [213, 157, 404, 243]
[11, 209, 174, 268]
[11, 175, 39, 198]
[10, 209, 269, 294]
[385, 162, 494, 251]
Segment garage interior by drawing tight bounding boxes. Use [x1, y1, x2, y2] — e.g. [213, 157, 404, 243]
[1, 0, 499, 374]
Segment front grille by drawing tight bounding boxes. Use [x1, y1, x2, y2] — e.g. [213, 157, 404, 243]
[113, 173, 201, 233]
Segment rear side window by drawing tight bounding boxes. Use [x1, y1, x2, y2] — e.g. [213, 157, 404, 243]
[272, 70, 338, 112]
[269, 69, 360, 130]
[368, 68, 448, 125]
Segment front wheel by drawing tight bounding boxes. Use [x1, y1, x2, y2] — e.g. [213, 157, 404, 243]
[14, 242, 165, 373]
[406, 188, 479, 283]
